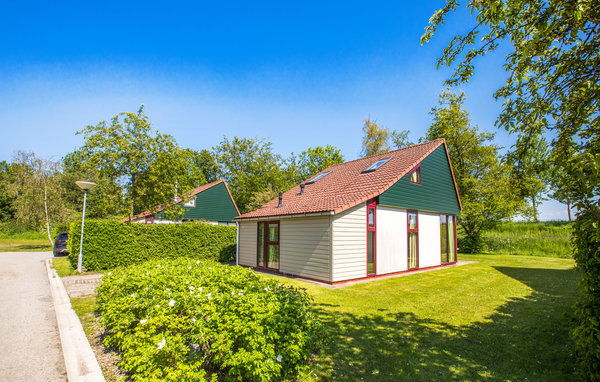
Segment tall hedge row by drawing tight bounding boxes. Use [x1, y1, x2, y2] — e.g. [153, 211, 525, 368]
[68, 220, 236, 271]
[572, 209, 600, 380]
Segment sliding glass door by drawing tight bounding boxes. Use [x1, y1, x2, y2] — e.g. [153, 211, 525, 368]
[440, 214, 457, 264]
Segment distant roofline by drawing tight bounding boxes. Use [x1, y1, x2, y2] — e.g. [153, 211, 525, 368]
[121, 179, 239, 222]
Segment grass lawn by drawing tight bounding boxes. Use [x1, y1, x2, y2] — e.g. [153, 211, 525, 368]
[0, 238, 52, 252]
[73, 254, 579, 381]
[53, 256, 79, 276]
[264, 254, 579, 381]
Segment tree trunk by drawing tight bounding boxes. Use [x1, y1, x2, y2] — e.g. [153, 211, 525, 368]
[532, 196, 538, 222]
[43, 178, 53, 246]
[128, 175, 136, 222]
[567, 199, 572, 222]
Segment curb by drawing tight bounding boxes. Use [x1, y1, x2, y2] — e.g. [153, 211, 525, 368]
[46, 259, 105, 382]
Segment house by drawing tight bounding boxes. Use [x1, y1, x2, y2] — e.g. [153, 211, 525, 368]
[127, 179, 239, 226]
[234, 139, 461, 284]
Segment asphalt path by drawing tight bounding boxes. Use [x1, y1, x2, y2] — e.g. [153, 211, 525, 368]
[0, 252, 67, 381]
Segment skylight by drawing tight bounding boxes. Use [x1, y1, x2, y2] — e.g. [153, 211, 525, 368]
[362, 158, 390, 173]
[306, 171, 331, 184]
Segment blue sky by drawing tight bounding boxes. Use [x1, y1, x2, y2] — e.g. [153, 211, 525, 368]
[0, 1, 570, 220]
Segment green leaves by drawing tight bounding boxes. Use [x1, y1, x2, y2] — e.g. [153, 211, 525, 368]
[96, 259, 320, 381]
[426, 90, 522, 252]
[67, 219, 237, 271]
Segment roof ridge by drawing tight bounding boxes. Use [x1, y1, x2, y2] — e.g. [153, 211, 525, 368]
[325, 138, 445, 170]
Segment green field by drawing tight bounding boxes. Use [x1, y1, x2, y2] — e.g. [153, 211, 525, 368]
[0, 228, 53, 252]
[473, 221, 573, 258]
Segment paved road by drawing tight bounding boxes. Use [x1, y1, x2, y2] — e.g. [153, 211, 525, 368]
[0, 252, 67, 381]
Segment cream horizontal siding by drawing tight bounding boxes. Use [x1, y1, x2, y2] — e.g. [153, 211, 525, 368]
[419, 211, 441, 268]
[332, 203, 367, 282]
[279, 216, 331, 282]
[237, 221, 257, 267]
[376, 206, 407, 274]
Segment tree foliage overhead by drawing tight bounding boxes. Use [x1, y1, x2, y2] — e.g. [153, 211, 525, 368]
[421, 0, 599, 207]
[422, 1, 600, 377]
[426, 91, 522, 252]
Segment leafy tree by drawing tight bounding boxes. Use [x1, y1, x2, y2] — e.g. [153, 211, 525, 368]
[8, 152, 68, 243]
[391, 129, 414, 149]
[361, 118, 391, 157]
[426, 91, 522, 252]
[422, 1, 600, 376]
[506, 134, 550, 221]
[181, 148, 218, 184]
[361, 119, 413, 156]
[0, 161, 16, 222]
[61, 149, 127, 219]
[296, 145, 344, 179]
[77, 106, 193, 221]
[213, 136, 288, 214]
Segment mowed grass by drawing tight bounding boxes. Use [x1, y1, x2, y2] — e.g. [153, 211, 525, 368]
[0, 229, 52, 252]
[262, 254, 579, 381]
[53, 256, 78, 276]
[0, 238, 52, 252]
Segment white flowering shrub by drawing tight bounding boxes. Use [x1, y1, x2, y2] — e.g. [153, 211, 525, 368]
[96, 259, 320, 381]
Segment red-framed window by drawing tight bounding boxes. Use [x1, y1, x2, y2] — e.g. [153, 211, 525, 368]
[440, 214, 457, 264]
[257, 221, 280, 270]
[409, 164, 421, 185]
[366, 199, 377, 276]
[407, 210, 419, 270]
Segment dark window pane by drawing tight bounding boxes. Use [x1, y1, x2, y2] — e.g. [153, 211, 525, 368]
[267, 244, 279, 269]
[408, 232, 418, 268]
[448, 217, 456, 262]
[368, 208, 375, 227]
[257, 223, 264, 265]
[268, 224, 278, 241]
[367, 231, 375, 274]
[408, 213, 417, 230]
[440, 215, 448, 262]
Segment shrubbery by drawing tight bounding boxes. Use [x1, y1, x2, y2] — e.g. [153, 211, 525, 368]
[68, 220, 236, 271]
[571, 209, 600, 380]
[96, 258, 320, 381]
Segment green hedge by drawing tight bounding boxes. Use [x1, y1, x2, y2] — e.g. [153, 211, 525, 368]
[68, 220, 236, 271]
[571, 209, 600, 380]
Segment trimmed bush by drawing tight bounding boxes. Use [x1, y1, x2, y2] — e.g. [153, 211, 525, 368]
[68, 220, 236, 271]
[97, 258, 320, 381]
[571, 209, 600, 380]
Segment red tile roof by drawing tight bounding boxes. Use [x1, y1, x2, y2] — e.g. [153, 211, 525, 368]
[236, 139, 459, 220]
[122, 179, 239, 222]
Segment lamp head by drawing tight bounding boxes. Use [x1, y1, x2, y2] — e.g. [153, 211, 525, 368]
[75, 180, 97, 191]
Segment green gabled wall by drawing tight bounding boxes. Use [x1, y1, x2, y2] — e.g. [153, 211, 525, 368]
[378, 145, 461, 214]
[155, 182, 238, 222]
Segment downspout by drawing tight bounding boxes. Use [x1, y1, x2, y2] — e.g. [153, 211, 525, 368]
[235, 221, 239, 266]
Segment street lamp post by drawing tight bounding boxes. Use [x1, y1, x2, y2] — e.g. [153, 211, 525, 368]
[75, 180, 97, 273]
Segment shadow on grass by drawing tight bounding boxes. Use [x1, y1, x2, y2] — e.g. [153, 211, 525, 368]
[312, 267, 579, 381]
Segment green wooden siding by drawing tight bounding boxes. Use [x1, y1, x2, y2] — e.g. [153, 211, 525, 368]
[155, 182, 238, 222]
[378, 145, 461, 214]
